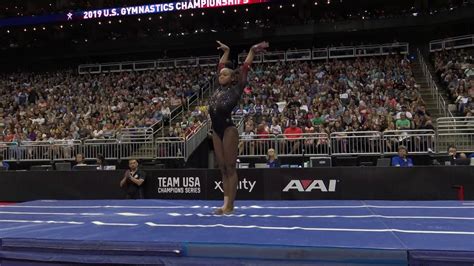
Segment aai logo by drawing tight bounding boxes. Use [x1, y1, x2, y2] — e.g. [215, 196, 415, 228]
[283, 179, 338, 192]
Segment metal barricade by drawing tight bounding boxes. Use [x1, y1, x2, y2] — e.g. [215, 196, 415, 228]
[239, 134, 275, 157]
[238, 133, 330, 157]
[436, 117, 474, 153]
[278, 133, 330, 157]
[17, 141, 52, 161]
[0, 142, 18, 161]
[185, 121, 210, 161]
[330, 131, 382, 155]
[83, 139, 119, 160]
[382, 130, 435, 154]
[121, 140, 156, 160]
[50, 140, 82, 160]
[156, 137, 185, 159]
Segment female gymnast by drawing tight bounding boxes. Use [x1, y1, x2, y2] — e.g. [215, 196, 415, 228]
[209, 40, 269, 215]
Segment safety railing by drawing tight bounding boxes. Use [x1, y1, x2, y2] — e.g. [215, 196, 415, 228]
[237, 42, 409, 63]
[330, 131, 382, 155]
[382, 130, 435, 154]
[83, 139, 119, 160]
[436, 117, 474, 153]
[429, 34, 474, 52]
[120, 140, 156, 160]
[0, 142, 17, 161]
[118, 127, 153, 141]
[78, 56, 220, 74]
[156, 137, 185, 159]
[239, 133, 330, 157]
[417, 49, 453, 118]
[184, 121, 211, 161]
[1, 122, 472, 162]
[49, 140, 83, 161]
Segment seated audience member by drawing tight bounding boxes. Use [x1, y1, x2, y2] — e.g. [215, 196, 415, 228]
[266, 148, 280, 168]
[74, 153, 87, 166]
[391, 146, 413, 167]
[0, 155, 9, 170]
[96, 154, 107, 170]
[447, 145, 467, 160]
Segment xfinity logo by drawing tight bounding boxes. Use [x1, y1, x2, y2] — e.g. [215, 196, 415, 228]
[214, 178, 256, 193]
[283, 179, 338, 192]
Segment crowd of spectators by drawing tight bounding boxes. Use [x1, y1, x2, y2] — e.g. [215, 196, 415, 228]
[233, 56, 432, 141]
[433, 48, 474, 116]
[0, 67, 212, 143]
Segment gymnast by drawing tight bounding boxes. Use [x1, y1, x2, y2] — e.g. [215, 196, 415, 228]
[209, 40, 269, 215]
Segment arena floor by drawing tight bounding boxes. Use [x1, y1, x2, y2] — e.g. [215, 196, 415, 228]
[1, 200, 474, 265]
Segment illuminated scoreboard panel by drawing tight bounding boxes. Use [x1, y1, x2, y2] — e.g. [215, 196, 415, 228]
[0, 0, 270, 27]
[77, 0, 269, 20]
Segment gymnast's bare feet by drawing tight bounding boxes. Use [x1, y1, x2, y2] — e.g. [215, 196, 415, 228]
[214, 206, 234, 215]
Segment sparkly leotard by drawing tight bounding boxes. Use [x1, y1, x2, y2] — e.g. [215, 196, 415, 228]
[209, 62, 250, 139]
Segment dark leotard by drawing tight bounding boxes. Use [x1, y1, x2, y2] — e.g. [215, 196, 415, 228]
[209, 62, 250, 139]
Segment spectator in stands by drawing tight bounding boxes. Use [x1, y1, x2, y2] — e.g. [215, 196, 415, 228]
[0, 155, 9, 170]
[266, 148, 280, 168]
[74, 153, 86, 166]
[120, 159, 146, 199]
[447, 145, 467, 161]
[239, 125, 255, 155]
[395, 113, 411, 130]
[283, 120, 303, 154]
[391, 146, 413, 167]
[96, 154, 107, 170]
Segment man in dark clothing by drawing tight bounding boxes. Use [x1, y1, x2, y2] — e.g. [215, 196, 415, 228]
[120, 159, 146, 199]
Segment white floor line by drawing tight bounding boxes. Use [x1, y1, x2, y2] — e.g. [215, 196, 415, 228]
[0, 219, 84, 225]
[92, 221, 138, 226]
[145, 222, 474, 235]
[0, 211, 103, 216]
[168, 213, 474, 220]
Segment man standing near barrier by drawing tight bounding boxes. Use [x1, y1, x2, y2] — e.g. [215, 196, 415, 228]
[120, 159, 146, 199]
